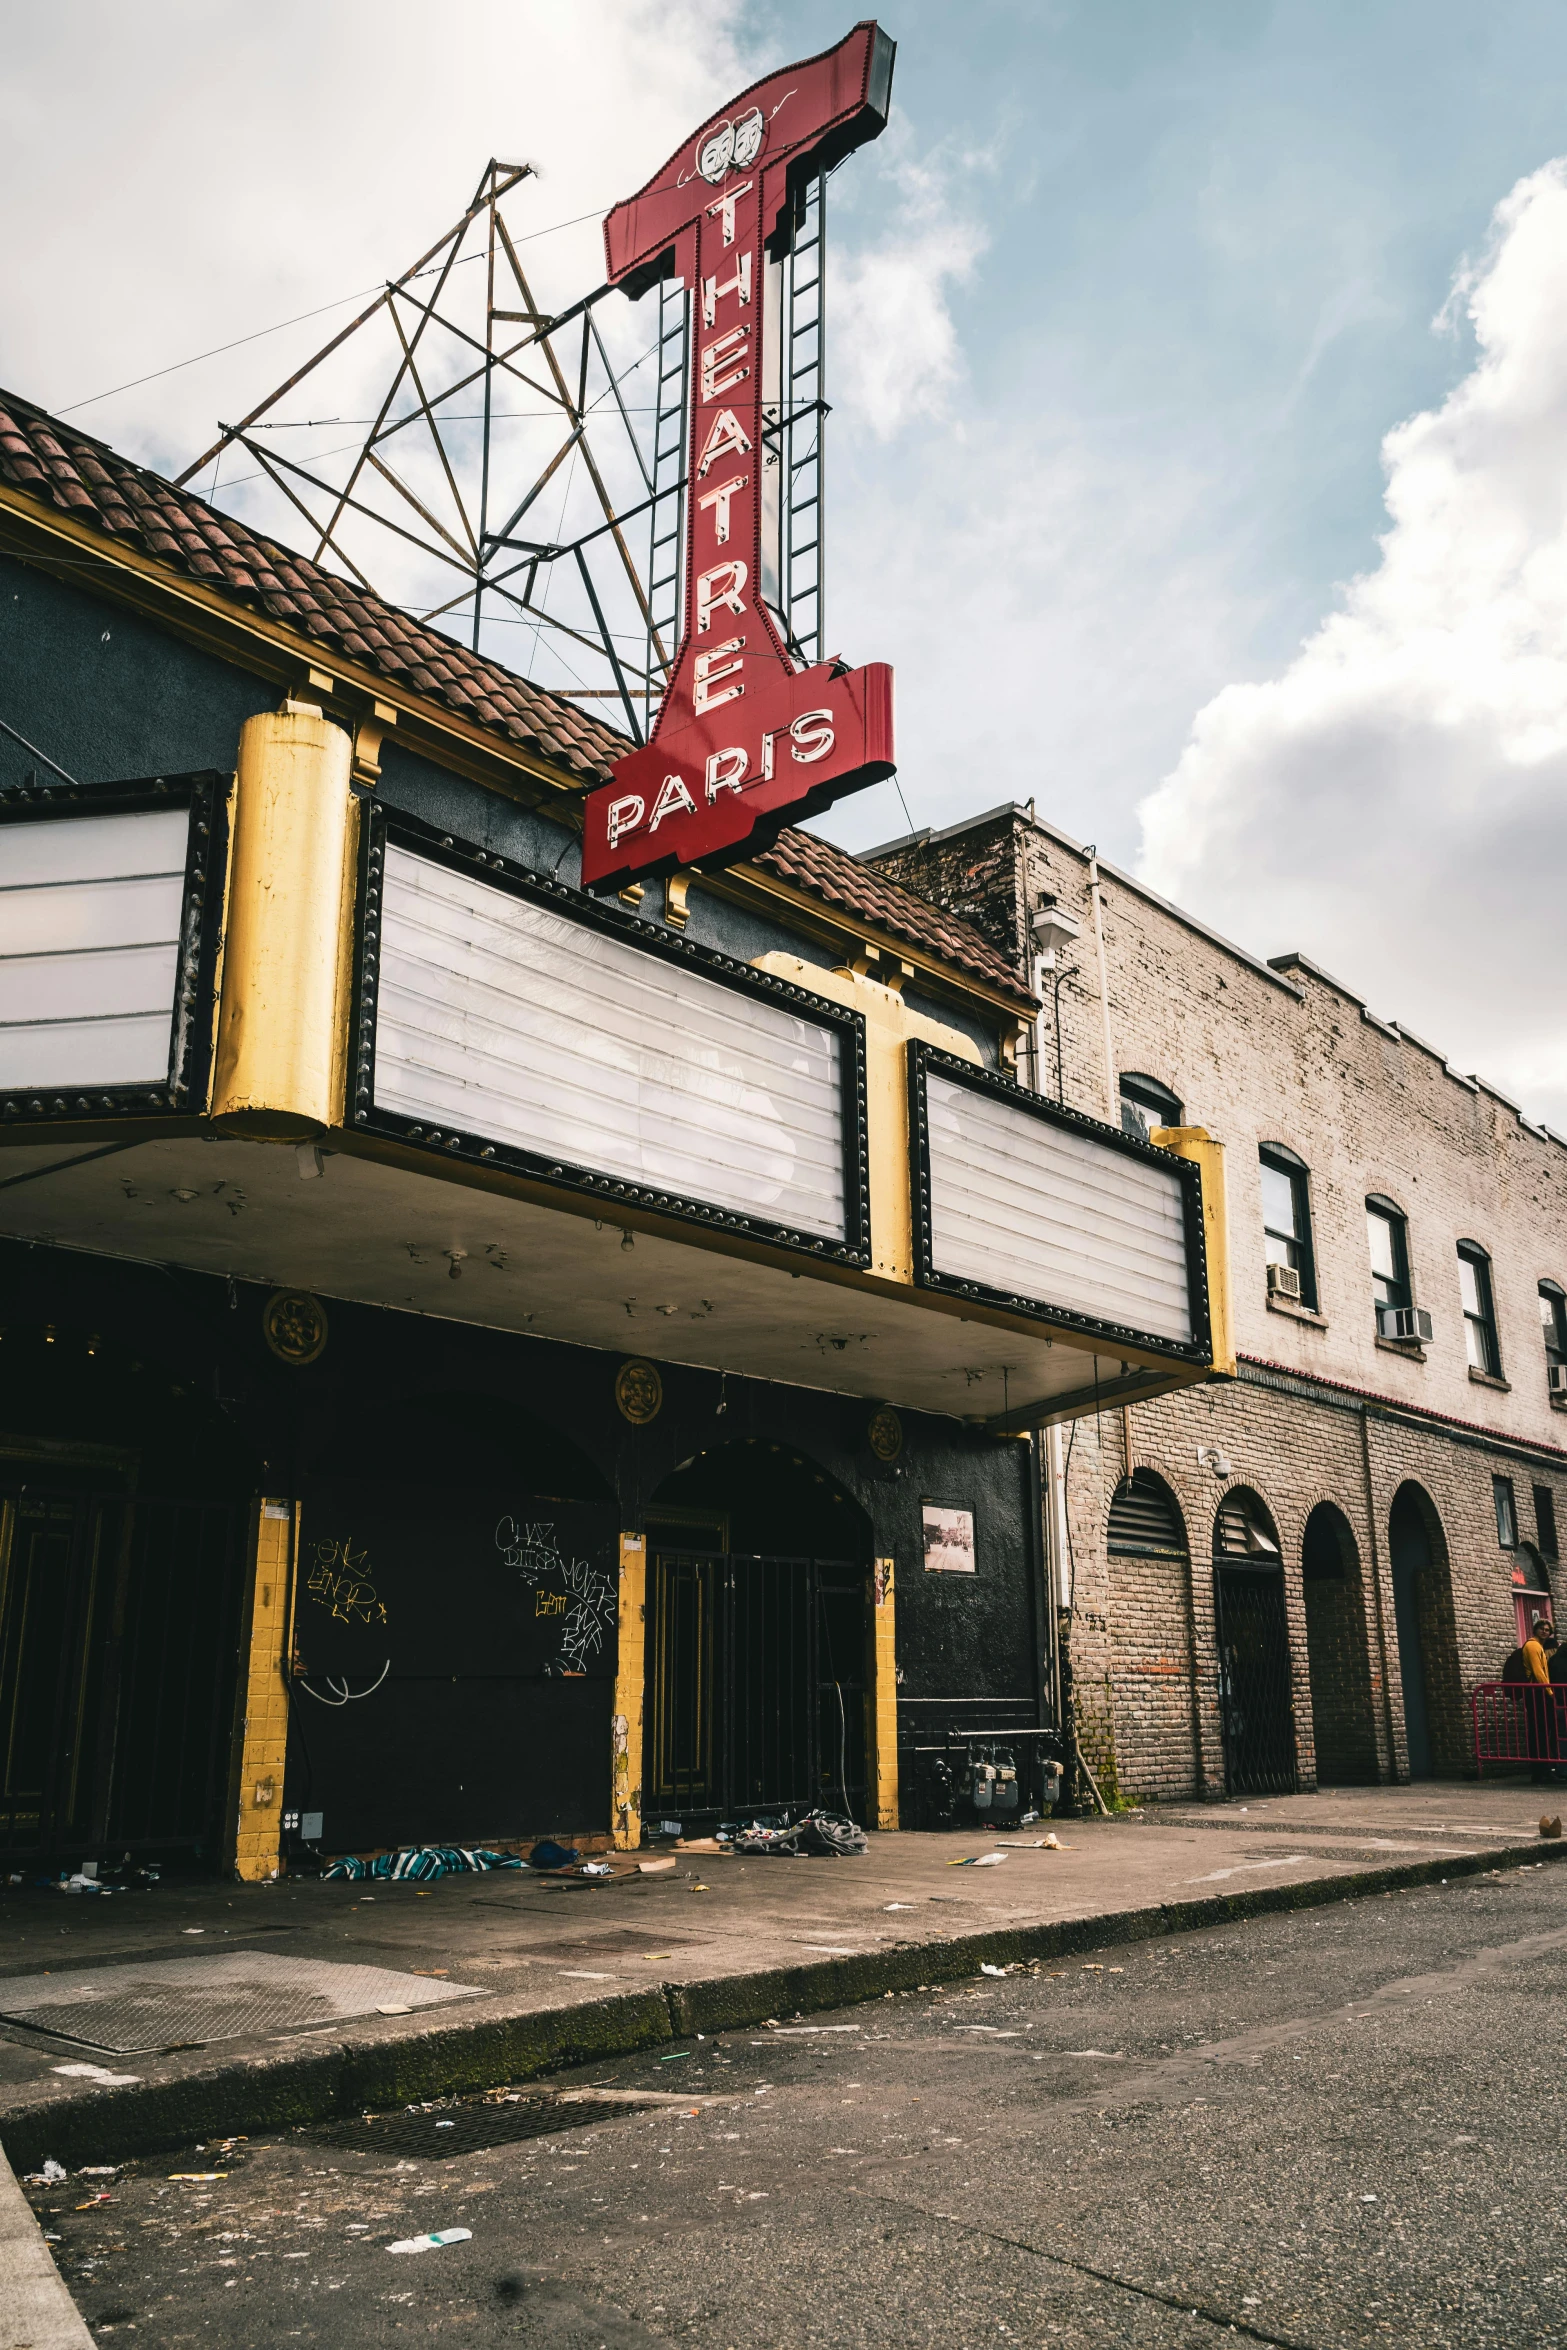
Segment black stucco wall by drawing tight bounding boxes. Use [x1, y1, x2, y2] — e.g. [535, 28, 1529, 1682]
[1, 1241, 1045, 1844]
[0, 554, 272, 787]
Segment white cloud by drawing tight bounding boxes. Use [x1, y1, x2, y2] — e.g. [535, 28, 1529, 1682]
[0, 2, 751, 474]
[831, 120, 990, 437]
[1140, 158, 1567, 1125]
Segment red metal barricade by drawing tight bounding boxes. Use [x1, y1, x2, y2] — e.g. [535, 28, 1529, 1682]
[1472, 1681, 1566, 1773]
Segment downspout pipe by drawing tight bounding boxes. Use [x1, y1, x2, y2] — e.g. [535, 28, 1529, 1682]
[1085, 845, 1118, 1123]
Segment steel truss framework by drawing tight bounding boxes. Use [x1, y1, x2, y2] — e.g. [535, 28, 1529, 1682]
[179, 160, 830, 745]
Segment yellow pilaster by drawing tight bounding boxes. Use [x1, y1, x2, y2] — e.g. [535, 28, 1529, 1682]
[212, 704, 357, 1139]
[871, 1554, 899, 1831]
[611, 1532, 647, 1850]
[229, 1499, 294, 1883]
[1153, 1126, 1235, 1378]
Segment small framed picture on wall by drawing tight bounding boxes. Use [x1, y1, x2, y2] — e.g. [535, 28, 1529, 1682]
[922, 1503, 976, 1574]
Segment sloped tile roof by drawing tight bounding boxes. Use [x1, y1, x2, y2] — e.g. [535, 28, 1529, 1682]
[755, 826, 1034, 1004]
[0, 389, 626, 781]
[0, 387, 1029, 1007]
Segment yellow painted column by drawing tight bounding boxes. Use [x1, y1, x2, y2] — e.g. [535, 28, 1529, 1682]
[229, 1499, 295, 1883]
[871, 1554, 899, 1831]
[212, 704, 357, 1138]
[611, 1532, 647, 1850]
[1153, 1125, 1235, 1378]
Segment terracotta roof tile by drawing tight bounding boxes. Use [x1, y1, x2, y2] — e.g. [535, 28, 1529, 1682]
[755, 826, 1034, 1006]
[0, 387, 627, 787]
[0, 386, 1026, 1004]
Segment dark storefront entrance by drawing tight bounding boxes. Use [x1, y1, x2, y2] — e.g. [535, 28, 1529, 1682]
[1213, 1488, 1298, 1797]
[0, 1486, 241, 1863]
[643, 1548, 868, 1822]
[645, 1441, 872, 1826]
[0, 1321, 253, 1870]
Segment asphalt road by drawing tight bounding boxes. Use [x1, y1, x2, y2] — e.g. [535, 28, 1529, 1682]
[26, 1855, 1567, 2348]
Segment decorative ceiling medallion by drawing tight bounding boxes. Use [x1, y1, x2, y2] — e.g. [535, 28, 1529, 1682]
[616, 1357, 664, 1426]
[263, 1290, 329, 1367]
[867, 1404, 903, 1463]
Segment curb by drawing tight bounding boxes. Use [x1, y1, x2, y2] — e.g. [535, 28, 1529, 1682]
[0, 2142, 94, 2347]
[3, 1836, 1561, 2174]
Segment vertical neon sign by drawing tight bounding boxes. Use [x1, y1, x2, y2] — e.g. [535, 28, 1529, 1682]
[580, 21, 896, 893]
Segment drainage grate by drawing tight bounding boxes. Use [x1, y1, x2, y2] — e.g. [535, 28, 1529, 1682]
[0, 1952, 483, 2053]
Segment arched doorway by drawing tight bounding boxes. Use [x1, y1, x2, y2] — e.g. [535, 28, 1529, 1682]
[1213, 1487, 1297, 1795]
[1388, 1482, 1461, 1778]
[1301, 1502, 1378, 1784]
[0, 1317, 258, 1869]
[1105, 1469, 1198, 1797]
[646, 1439, 873, 1825]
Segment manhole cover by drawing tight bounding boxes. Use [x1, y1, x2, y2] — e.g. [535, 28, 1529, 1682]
[0, 1952, 483, 2052]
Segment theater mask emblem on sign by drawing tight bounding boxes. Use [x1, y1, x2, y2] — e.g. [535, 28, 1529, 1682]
[580, 22, 898, 894]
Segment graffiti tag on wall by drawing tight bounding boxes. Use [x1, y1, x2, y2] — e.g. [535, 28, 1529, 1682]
[306, 1535, 387, 1627]
[495, 1517, 615, 1674]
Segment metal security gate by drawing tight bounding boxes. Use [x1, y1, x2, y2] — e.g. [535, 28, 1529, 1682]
[1214, 1564, 1298, 1796]
[0, 1487, 243, 1865]
[645, 1551, 867, 1823]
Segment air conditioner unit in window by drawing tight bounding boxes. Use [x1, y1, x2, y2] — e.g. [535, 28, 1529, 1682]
[1267, 1262, 1302, 1302]
[1549, 1363, 1567, 1397]
[1379, 1305, 1433, 1345]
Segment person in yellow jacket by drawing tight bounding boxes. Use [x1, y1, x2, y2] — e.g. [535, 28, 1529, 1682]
[1524, 1617, 1559, 1783]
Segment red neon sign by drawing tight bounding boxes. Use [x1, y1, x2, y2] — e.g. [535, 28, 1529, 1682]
[580, 21, 896, 894]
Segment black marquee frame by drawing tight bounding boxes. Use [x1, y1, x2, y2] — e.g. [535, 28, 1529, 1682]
[907, 1041, 1213, 1366]
[0, 771, 230, 1132]
[351, 804, 872, 1268]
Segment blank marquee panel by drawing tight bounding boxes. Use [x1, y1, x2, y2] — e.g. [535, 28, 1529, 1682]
[375, 847, 848, 1239]
[923, 1069, 1194, 1344]
[0, 808, 189, 1090]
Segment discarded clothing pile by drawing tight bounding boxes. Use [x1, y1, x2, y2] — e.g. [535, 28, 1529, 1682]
[322, 1846, 525, 1883]
[730, 1809, 867, 1857]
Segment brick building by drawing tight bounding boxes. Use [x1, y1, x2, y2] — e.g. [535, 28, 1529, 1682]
[863, 802, 1567, 1796]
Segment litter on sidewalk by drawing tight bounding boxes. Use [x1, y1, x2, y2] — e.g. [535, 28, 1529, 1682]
[388, 2228, 472, 2254]
[324, 1845, 525, 1883]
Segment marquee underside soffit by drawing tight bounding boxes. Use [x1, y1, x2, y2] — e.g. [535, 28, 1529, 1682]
[0, 1135, 1193, 1426]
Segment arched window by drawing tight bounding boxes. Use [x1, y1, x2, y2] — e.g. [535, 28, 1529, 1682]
[1260, 1144, 1317, 1309]
[1107, 1468, 1188, 1558]
[1119, 1073, 1183, 1144]
[1458, 1242, 1501, 1376]
[1215, 1487, 1281, 1560]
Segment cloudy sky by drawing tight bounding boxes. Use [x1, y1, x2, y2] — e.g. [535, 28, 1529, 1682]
[7, 4, 1567, 1114]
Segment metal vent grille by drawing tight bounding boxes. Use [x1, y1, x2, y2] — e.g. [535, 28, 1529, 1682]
[1107, 1470, 1188, 1558]
[1215, 1491, 1282, 1562]
[0, 1951, 482, 2053]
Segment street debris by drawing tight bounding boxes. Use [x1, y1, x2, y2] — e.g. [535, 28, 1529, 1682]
[52, 2062, 140, 2085]
[387, 2228, 473, 2254]
[1539, 1815, 1561, 1838]
[326, 1844, 526, 1882]
[25, 2160, 67, 2185]
[168, 2172, 227, 2181]
[730, 1810, 867, 1857]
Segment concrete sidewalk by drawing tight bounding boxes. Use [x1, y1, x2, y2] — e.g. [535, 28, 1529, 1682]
[1, 1783, 1560, 2174]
